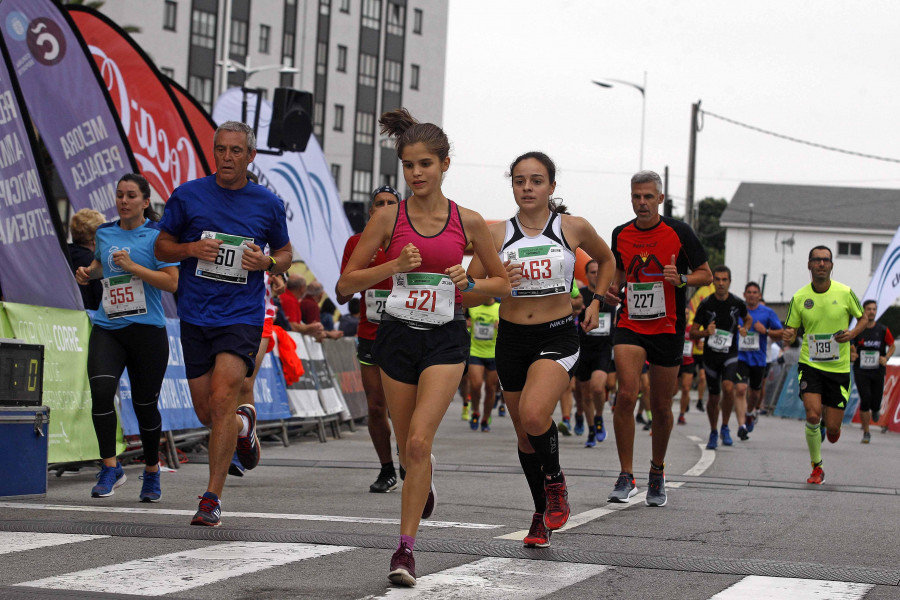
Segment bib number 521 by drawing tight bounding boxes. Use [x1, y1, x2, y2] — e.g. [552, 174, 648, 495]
[405, 289, 437, 312]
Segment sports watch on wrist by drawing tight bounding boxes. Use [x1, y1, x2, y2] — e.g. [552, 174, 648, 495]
[677, 273, 688, 288]
[464, 275, 475, 292]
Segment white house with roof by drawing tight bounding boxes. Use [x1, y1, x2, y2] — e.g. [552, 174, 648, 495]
[720, 183, 900, 307]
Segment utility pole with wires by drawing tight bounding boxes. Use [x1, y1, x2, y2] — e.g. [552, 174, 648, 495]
[685, 100, 701, 227]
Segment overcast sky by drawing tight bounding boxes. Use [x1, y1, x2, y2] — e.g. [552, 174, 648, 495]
[440, 0, 900, 242]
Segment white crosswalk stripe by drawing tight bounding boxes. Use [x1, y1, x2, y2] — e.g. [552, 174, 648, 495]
[710, 575, 873, 599]
[0, 531, 107, 555]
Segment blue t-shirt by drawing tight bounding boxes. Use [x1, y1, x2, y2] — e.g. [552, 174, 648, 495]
[159, 175, 290, 327]
[91, 219, 178, 330]
[738, 304, 783, 367]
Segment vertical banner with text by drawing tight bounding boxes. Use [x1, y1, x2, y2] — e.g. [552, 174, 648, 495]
[0, 0, 136, 221]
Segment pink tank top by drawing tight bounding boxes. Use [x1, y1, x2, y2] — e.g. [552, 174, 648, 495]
[385, 199, 467, 306]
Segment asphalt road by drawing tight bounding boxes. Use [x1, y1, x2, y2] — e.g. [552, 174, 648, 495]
[1, 392, 899, 599]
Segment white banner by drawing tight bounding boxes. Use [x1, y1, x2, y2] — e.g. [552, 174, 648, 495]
[860, 226, 900, 321]
[211, 88, 354, 301]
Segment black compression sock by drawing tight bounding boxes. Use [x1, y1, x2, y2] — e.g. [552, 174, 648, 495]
[527, 422, 561, 479]
[518, 449, 546, 513]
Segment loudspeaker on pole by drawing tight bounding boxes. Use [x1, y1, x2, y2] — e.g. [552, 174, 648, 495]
[267, 88, 314, 152]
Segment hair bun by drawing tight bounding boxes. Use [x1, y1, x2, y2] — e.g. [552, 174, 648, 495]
[379, 108, 418, 138]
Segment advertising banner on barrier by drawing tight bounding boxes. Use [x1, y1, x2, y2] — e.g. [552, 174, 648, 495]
[774, 362, 860, 424]
[1, 302, 117, 462]
[321, 337, 367, 420]
[0, 0, 136, 220]
[284, 332, 326, 418]
[68, 6, 210, 202]
[212, 88, 354, 300]
[0, 39, 83, 310]
[302, 335, 350, 420]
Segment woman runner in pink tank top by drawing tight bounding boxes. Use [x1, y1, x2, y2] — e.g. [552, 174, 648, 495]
[337, 108, 508, 587]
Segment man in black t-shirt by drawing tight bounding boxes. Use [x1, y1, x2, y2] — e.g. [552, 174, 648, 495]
[576, 260, 615, 447]
[850, 300, 895, 442]
[691, 266, 751, 449]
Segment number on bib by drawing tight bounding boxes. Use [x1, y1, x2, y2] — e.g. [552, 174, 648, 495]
[807, 333, 840, 362]
[859, 349, 880, 369]
[102, 274, 147, 319]
[196, 231, 253, 284]
[626, 282, 665, 319]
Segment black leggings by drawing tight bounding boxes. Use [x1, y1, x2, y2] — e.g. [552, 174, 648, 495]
[854, 369, 885, 413]
[88, 324, 169, 465]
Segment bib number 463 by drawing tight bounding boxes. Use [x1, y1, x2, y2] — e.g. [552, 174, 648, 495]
[522, 259, 552, 280]
[405, 289, 437, 312]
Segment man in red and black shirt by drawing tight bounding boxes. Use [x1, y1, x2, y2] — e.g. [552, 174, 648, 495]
[850, 299, 895, 442]
[600, 170, 711, 507]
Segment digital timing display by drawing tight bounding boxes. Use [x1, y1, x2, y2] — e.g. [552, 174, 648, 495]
[0, 341, 43, 406]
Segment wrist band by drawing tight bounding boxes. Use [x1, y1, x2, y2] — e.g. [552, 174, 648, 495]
[266, 256, 277, 272]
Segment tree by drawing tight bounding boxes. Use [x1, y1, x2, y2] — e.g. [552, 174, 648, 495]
[696, 197, 727, 269]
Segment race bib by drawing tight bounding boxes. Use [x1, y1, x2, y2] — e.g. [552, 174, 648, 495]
[739, 331, 760, 352]
[860, 349, 880, 369]
[683, 339, 693, 357]
[507, 245, 566, 297]
[196, 231, 253, 284]
[708, 330, 734, 353]
[807, 333, 840, 362]
[364, 289, 389, 323]
[385, 273, 456, 328]
[626, 282, 665, 319]
[102, 274, 147, 319]
[587, 312, 612, 337]
[474, 321, 495, 341]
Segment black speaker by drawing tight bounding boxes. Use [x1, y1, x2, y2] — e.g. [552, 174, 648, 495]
[268, 88, 314, 152]
[343, 201, 366, 234]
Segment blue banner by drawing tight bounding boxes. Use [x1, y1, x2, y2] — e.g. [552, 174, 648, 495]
[774, 363, 860, 423]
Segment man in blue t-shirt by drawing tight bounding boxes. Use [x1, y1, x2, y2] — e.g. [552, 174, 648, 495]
[735, 281, 783, 435]
[156, 121, 292, 527]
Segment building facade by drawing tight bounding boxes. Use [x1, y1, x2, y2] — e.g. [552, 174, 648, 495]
[720, 183, 900, 306]
[95, 0, 448, 215]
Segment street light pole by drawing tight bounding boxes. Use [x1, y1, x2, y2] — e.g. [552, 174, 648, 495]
[746, 202, 754, 283]
[592, 71, 646, 170]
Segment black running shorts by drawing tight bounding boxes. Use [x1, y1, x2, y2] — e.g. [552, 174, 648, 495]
[798, 363, 850, 410]
[576, 343, 613, 382]
[372, 319, 469, 385]
[613, 326, 682, 367]
[496, 316, 580, 392]
[703, 352, 739, 396]
[180, 321, 262, 379]
[736, 361, 766, 390]
[853, 368, 885, 413]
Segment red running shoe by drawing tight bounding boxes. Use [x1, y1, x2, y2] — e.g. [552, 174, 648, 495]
[807, 464, 825, 485]
[543, 473, 570, 530]
[235, 404, 260, 470]
[190, 492, 221, 527]
[388, 542, 416, 586]
[523, 512, 551, 548]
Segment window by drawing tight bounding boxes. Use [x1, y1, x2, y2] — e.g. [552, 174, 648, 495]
[163, 1, 177, 31]
[340, 0, 350, 12]
[352, 169, 373, 201]
[259, 24, 271, 54]
[280, 72, 294, 87]
[837, 241, 862, 258]
[413, 8, 423, 34]
[159, 66, 175, 79]
[331, 164, 341, 188]
[384, 59, 401, 93]
[355, 111, 374, 145]
[230, 19, 248, 56]
[188, 75, 213, 111]
[190, 9, 216, 49]
[314, 101, 325, 137]
[358, 53, 378, 87]
[333, 104, 344, 131]
[386, 2, 405, 36]
[362, 0, 382, 30]
[410, 64, 420, 90]
[872, 243, 888, 273]
[336, 45, 347, 72]
[381, 173, 396, 188]
[319, 0, 331, 15]
[282, 31, 295, 64]
[316, 41, 328, 76]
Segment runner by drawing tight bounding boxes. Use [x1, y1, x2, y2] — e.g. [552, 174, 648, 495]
[783, 245, 868, 484]
[155, 121, 292, 526]
[600, 170, 711, 507]
[76, 173, 179, 501]
[677, 308, 696, 425]
[467, 297, 501, 432]
[576, 260, 615, 446]
[691, 266, 751, 448]
[468, 150, 615, 548]
[850, 300, 894, 443]
[335, 185, 401, 492]
[734, 282, 783, 435]
[337, 108, 509, 587]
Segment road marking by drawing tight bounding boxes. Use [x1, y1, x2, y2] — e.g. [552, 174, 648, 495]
[362, 556, 608, 599]
[495, 482, 684, 540]
[0, 502, 499, 530]
[18, 542, 352, 596]
[0, 532, 107, 555]
[685, 435, 717, 476]
[710, 575, 874, 599]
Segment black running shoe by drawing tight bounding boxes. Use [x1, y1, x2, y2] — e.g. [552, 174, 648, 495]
[190, 492, 221, 527]
[370, 471, 398, 493]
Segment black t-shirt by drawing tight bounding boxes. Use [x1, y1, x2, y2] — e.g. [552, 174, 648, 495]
[852, 323, 894, 372]
[578, 285, 615, 349]
[694, 292, 748, 356]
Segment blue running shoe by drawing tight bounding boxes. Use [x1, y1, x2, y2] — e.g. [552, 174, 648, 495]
[235, 404, 260, 470]
[558, 418, 572, 436]
[470, 412, 480, 431]
[595, 417, 607, 442]
[706, 430, 718, 450]
[584, 429, 596, 448]
[481, 420, 491, 432]
[574, 414, 585, 436]
[191, 492, 221, 527]
[139, 469, 161, 502]
[91, 462, 126, 498]
[721, 424, 733, 446]
[228, 452, 245, 477]
[745, 414, 755, 433]
[498, 404, 506, 417]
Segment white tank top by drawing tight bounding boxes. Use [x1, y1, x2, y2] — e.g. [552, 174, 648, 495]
[500, 212, 576, 297]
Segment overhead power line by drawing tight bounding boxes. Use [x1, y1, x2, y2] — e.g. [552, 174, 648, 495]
[701, 110, 900, 164]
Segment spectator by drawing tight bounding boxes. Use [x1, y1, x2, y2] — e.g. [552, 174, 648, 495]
[68, 208, 106, 310]
[338, 297, 360, 337]
[306, 280, 339, 330]
[281, 274, 324, 338]
[303, 280, 343, 339]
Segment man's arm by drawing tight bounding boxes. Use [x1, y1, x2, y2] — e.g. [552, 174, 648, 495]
[155, 230, 221, 263]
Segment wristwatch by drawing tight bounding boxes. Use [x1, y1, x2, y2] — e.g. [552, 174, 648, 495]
[464, 275, 475, 292]
[677, 273, 688, 288]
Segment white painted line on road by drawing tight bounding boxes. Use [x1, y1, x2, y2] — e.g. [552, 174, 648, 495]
[0, 532, 108, 555]
[361, 556, 608, 599]
[18, 542, 352, 596]
[0, 502, 500, 530]
[685, 435, 716, 477]
[495, 482, 684, 540]
[710, 575, 873, 599]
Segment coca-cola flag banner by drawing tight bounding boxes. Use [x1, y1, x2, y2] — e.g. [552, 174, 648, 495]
[0, 0, 136, 221]
[213, 88, 354, 301]
[166, 76, 216, 176]
[68, 5, 210, 201]
[0, 32, 82, 309]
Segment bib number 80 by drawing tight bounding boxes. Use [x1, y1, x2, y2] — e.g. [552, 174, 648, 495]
[405, 289, 437, 312]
